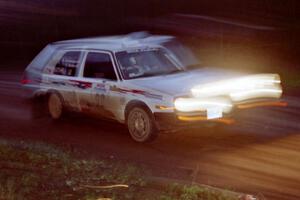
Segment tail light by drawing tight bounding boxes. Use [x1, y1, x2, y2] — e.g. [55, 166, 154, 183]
[20, 72, 32, 84]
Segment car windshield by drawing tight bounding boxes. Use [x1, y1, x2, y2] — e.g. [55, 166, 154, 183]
[162, 40, 200, 68]
[115, 48, 183, 80]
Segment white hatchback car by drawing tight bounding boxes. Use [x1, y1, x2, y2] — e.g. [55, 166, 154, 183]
[22, 32, 284, 142]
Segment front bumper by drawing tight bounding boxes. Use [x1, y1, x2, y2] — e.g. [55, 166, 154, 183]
[154, 99, 287, 131]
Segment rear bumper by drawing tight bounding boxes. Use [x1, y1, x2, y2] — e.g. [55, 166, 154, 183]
[21, 84, 40, 99]
[154, 99, 287, 131]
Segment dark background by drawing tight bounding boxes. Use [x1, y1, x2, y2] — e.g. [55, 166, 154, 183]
[1, 0, 300, 75]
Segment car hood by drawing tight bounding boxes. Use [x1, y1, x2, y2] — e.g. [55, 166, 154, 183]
[126, 67, 244, 96]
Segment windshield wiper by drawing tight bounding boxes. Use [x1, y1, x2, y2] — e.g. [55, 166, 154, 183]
[137, 72, 158, 78]
[133, 69, 184, 79]
[164, 69, 184, 75]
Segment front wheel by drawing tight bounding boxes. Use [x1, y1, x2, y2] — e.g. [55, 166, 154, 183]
[127, 107, 158, 142]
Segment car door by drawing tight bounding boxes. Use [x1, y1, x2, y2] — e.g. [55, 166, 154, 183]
[78, 51, 121, 119]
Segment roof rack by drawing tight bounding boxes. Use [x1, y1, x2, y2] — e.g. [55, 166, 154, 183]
[126, 31, 151, 39]
[51, 32, 175, 51]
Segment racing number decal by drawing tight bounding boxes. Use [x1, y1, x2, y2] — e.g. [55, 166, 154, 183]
[95, 93, 105, 106]
[94, 83, 107, 107]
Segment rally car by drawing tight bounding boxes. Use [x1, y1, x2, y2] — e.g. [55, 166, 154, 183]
[22, 32, 284, 142]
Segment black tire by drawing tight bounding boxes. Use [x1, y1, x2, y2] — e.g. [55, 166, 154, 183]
[47, 92, 64, 120]
[126, 106, 158, 142]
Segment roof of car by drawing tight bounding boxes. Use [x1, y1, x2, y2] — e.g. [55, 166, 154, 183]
[52, 32, 175, 52]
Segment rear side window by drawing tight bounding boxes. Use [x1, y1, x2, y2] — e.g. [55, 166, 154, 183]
[53, 51, 81, 76]
[83, 52, 117, 80]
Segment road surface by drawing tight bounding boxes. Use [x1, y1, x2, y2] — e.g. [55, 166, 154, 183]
[0, 67, 300, 200]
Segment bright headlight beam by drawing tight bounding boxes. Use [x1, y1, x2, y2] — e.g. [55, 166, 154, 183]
[191, 74, 282, 100]
[174, 97, 233, 112]
[230, 88, 282, 101]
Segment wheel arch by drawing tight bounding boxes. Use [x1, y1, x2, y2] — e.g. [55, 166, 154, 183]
[125, 99, 159, 142]
[45, 89, 65, 105]
[31, 89, 66, 108]
[124, 100, 153, 122]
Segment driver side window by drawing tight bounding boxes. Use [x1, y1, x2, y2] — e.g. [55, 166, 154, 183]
[83, 52, 117, 80]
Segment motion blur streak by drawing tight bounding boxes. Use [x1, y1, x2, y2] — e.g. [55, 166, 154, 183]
[230, 88, 282, 101]
[237, 101, 287, 109]
[191, 74, 282, 101]
[155, 105, 175, 110]
[177, 115, 235, 124]
[174, 97, 233, 112]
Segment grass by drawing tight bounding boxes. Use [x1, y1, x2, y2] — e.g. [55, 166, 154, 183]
[159, 184, 238, 200]
[0, 138, 240, 200]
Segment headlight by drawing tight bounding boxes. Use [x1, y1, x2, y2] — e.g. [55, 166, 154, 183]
[191, 74, 282, 101]
[174, 97, 233, 113]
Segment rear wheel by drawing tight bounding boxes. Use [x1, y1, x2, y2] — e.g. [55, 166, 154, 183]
[48, 93, 63, 120]
[127, 107, 158, 142]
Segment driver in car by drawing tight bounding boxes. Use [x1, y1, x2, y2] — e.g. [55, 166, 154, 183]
[125, 57, 144, 78]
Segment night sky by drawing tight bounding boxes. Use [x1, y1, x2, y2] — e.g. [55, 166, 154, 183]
[1, 0, 300, 70]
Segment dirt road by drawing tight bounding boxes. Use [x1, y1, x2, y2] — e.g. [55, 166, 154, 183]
[0, 68, 300, 200]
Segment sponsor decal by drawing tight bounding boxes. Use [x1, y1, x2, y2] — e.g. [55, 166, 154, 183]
[110, 86, 162, 100]
[94, 83, 107, 92]
[69, 80, 92, 89]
